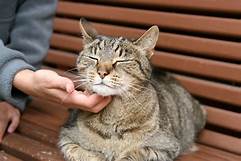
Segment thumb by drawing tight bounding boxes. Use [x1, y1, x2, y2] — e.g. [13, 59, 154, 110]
[7, 115, 20, 133]
[50, 76, 75, 93]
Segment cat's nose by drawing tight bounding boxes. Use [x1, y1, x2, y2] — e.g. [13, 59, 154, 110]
[97, 62, 112, 79]
[98, 70, 109, 79]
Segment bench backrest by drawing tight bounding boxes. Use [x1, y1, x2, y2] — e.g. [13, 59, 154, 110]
[44, 0, 241, 155]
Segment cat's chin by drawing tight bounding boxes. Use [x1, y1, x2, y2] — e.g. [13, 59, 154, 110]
[92, 84, 120, 96]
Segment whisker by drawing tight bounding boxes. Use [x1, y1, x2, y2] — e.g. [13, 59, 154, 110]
[128, 85, 142, 92]
[77, 72, 87, 76]
[128, 82, 152, 92]
[72, 79, 88, 83]
[63, 67, 78, 75]
[65, 74, 81, 80]
[71, 74, 86, 79]
[70, 76, 87, 81]
[72, 77, 86, 81]
[69, 71, 86, 76]
[74, 82, 88, 90]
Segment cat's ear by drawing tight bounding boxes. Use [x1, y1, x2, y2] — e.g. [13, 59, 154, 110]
[133, 26, 159, 58]
[79, 18, 98, 44]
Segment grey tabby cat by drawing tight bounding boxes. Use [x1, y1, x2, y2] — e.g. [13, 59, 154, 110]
[58, 19, 206, 161]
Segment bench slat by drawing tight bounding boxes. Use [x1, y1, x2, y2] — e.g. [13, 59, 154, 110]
[199, 130, 241, 155]
[0, 151, 23, 161]
[18, 120, 58, 146]
[205, 106, 241, 132]
[194, 145, 241, 161]
[53, 18, 241, 61]
[28, 97, 68, 119]
[178, 146, 240, 161]
[76, 0, 241, 15]
[1, 133, 64, 161]
[21, 108, 64, 131]
[175, 74, 241, 107]
[46, 49, 76, 68]
[50, 34, 80, 52]
[152, 52, 241, 83]
[57, 2, 241, 37]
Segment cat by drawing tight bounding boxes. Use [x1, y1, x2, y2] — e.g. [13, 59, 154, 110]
[58, 19, 206, 161]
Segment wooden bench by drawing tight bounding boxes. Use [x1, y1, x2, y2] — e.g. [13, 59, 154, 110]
[0, 0, 240, 160]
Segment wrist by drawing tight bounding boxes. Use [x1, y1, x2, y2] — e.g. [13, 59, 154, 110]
[13, 69, 35, 95]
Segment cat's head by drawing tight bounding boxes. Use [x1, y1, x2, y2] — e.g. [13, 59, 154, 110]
[76, 19, 159, 96]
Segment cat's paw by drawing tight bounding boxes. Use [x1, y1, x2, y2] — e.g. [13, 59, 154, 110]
[64, 152, 106, 161]
[70, 156, 105, 161]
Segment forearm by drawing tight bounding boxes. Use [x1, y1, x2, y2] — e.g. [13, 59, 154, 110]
[0, 40, 35, 111]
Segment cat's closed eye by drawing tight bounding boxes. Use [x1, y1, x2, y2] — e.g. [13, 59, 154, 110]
[87, 56, 99, 61]
[112, 59, 134, 68]
[83, 55, 99, 64]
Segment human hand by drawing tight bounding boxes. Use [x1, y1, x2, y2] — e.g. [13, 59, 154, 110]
[0, 102, 21, 143]
[13, 69, 112, 113]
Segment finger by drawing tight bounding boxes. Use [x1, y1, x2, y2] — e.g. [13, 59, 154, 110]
[0, 119, 8, 143]
[90, 96, 112, 113]
[7, 113, 20, 133]
[43, 89, 89, 107]
[43, 88, 72, 104]
[43, 85, 77, 102]
[69, 91, 105, 108]
[48, 75, 75, 93]
[66, 83, 75, 93]
[57, 77, 75, 93]
[44, 89, 107, 110]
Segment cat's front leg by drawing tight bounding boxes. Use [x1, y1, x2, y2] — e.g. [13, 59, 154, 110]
[116, 146, 179, 161]
[59, 136, 106, 161]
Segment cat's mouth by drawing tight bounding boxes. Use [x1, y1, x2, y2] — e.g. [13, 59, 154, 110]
[93, 82, 113, 88]
[92, 83, 119, 96]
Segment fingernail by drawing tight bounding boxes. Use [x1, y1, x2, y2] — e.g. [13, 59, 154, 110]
[8, 129, 13, 133]
[66, 84, 73, 93]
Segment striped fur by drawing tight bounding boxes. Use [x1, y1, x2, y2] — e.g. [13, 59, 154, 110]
[59, 19, 206, 161]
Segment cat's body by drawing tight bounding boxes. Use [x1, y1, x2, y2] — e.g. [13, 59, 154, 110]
[59, 19, 206, 161]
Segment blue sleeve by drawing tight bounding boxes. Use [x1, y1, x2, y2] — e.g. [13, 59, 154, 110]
[0, 0, 57, 111]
